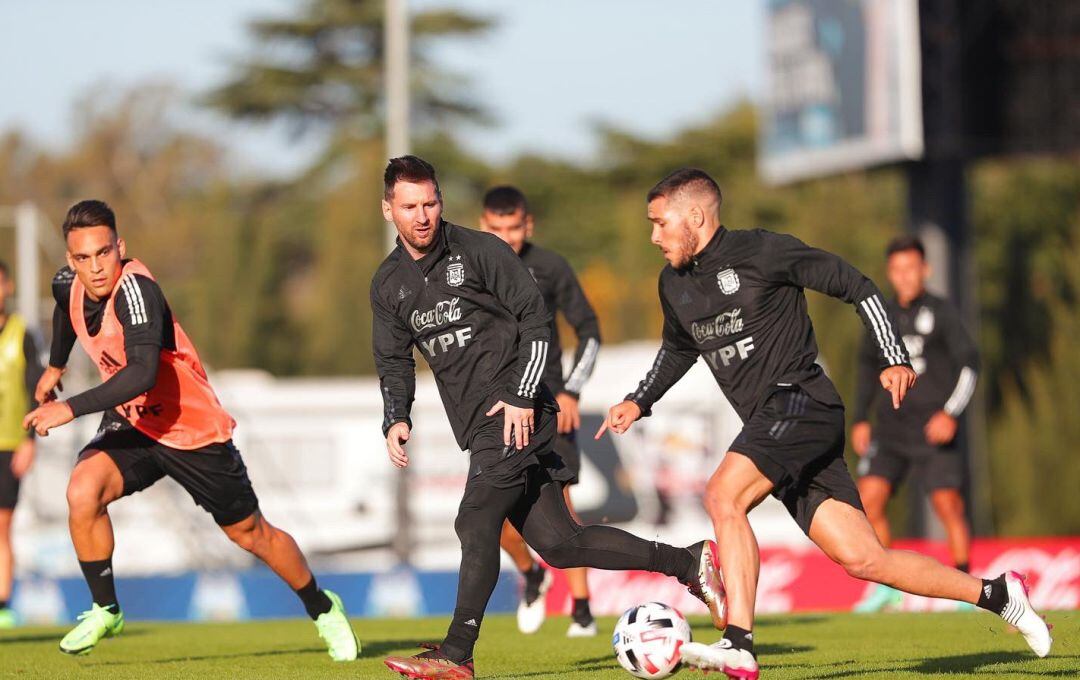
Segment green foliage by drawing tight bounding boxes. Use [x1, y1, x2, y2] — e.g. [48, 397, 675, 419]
[204, 0, 493, 137]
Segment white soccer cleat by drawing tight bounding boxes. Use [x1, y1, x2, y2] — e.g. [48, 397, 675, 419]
[680, 639, 759, 679]
[516, 567, 552, 634]
[1000, 571, 1053, 658]
[684, 540, 727, 630]
[566, 620, 597, 637]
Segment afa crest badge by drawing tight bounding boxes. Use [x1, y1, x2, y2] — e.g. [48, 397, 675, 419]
[717, 268, 740, 295]
[446, 259, 465, 287]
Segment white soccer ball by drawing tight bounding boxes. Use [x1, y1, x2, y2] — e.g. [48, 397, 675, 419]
[612, 601, 692, 679]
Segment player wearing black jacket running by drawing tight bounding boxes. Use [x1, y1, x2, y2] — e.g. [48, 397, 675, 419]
[598, 169, 1051, 678]
[479, 185, 601, 637]
[851, 235, 980, 612]
[374, 157, 725, 680]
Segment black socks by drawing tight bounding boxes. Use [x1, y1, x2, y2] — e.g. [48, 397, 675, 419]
[78, 558, 118, 611]
[649, 542, 696, 583]
[572, 597, 592, 624]
[442, 606, 482, 663]
[976, 574, 1008, 615]
[295, 577, 333, 620]
[723, 624, 755, 655]
[957, 562, 970, 574]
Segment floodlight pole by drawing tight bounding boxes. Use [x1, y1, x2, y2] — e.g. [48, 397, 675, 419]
[14, 202, 39, 326]
[385, 0, 410, 253]
[385, 0, 414, 566]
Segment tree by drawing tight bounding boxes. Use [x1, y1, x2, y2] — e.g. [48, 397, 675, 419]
[205, 0, 493, 141]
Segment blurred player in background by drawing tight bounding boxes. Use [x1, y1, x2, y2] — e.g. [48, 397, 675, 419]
[0, 261, 44, 628]
[599, 168, 1052, 679]
[851, 235, 979, 612]
[480, 185, 601, 637]
[375, 156, 724, 680]
[23, 201, 358, 660]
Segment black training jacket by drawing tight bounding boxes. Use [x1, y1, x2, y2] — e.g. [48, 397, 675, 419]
[626, 227, 911, 423]
[518, 243, 601, 398]
[853, 291, 979, 437]
[371, 221, 554, 449]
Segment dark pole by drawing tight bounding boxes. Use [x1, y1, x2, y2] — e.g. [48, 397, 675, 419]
[907, 0, 993, 540]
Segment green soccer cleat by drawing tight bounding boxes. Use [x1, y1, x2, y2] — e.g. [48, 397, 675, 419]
[59, 604, 124, 655]
[0, 607, 17, 629]
[314, 589, 360, 661]
[854, 583, 904, 613]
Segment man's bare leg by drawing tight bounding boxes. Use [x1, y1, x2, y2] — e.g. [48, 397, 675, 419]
[856, 476, 892, 547]
[930, 488, 971, 570]
[0, 509, 13, 610]
[703, 452, 774, 632]
[66, 451, 125, 613]
[809, 498, 980, 601]
[220, 510, 315, 590]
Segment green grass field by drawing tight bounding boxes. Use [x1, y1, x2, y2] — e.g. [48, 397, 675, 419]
[1, 611, 1076, 679]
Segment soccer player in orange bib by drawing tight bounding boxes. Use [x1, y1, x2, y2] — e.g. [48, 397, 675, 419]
[24, 200, 359, 660]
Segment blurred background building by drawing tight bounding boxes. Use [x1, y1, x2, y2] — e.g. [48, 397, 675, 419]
[1, 0, 1078, 622]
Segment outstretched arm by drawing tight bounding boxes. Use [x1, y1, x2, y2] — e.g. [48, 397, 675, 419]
[764, 232, 915, 408]
[26, 275, 164, 435]
[597, 280, 697, 439]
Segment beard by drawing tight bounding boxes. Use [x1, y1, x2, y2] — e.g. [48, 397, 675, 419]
[672, 225, 699, 270]
[400, 222, 439, 253]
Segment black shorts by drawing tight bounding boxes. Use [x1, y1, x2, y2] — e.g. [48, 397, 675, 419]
[729, 387, 863, 535]
[858, 439, 964, 492]
[553, 433, 581, 486]
[466, 403, 575, 491]
[0, 451, 19, 510]
[79, 412, 259, 526]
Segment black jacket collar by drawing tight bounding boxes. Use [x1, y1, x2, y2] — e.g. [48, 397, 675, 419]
[690, 225, 728, 271]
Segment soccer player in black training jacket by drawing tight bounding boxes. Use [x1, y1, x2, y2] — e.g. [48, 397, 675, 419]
[374, 157, 724, 680]
[480, 185, 601, 637]
[597, 169, 1051, 678]
[851, 235, 979, 612]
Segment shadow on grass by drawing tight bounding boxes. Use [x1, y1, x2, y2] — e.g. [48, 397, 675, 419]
[762, 652, 1080, 679]
[912, 651, 1080, 676]
[570, 643, 817, 673]
[0, 629, 150, 645]
[84, 647, 326, 666]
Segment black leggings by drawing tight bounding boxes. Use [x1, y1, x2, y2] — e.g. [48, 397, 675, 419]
[442, 466, 693, 661]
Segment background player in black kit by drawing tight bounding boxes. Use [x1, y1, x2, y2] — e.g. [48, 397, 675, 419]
[851, 235, 980, 612]
[373, 157, 724, 680]
[598, 169, 1051, 679]
[480, 185, 601, 637]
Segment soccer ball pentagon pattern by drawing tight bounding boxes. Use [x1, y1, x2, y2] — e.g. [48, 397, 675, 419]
[612, 602, 692, 679]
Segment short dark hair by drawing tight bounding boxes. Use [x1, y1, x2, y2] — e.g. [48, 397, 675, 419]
[886, 234, 926, 259]
[482, 185, 529, 216]
[62, 200, 116, 238]
[646, 168, 723, 208]
[383, 155, 440, 200]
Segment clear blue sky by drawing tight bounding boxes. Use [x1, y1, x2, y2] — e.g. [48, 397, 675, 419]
[0, 0, 763, 176]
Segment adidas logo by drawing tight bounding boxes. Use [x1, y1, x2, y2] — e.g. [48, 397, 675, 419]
[464, 619, 478, 627]
[717, 638, 734, 649]
[398, 285, 413, 300]
[745, 633, 753, 641]
[677, 290, 693, 306]
[984, 584, 993, 599]
[100, 567, 112, 577]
